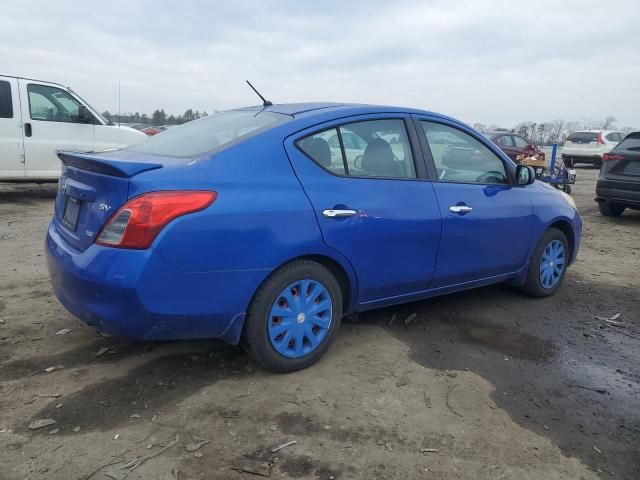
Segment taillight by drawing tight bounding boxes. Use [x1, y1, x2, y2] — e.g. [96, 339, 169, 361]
[96, 191, 217, 249]
[603, 153, 625, 162]
[597, 132, 604, 144]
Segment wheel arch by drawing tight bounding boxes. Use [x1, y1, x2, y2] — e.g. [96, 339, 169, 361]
[548, 219, 575, 260]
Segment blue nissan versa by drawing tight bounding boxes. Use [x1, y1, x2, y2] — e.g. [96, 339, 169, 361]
[46, 103, 581, 372]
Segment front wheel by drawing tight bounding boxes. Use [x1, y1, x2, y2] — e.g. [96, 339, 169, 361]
[242, 260, 343, 373]
[522, 228, 569, 297]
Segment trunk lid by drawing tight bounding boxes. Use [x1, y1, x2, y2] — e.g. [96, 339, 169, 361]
[53, 150, 167, 252]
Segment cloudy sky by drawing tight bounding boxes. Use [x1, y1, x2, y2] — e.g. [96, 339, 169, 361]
[2, 0, 639, 128]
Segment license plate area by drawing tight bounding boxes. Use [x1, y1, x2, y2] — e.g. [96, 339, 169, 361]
[62, 196, 82, 231]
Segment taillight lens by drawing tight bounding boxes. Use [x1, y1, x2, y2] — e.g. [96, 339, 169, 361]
[597, 132, 604, 144]
[96, 191, 217, 249]
[603, 153, 625, 162]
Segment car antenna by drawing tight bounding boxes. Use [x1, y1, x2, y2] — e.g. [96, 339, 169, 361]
[246, 80, 273, 107]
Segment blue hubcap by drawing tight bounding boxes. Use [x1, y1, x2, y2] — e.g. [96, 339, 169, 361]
[268, 279, 332, 358]
[539, 239, 565, 289]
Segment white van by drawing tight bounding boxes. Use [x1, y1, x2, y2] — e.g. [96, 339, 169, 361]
[0, 75, 145, 180]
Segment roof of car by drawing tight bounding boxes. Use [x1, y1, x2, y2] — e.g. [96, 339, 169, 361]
[235, 102, 446, 119]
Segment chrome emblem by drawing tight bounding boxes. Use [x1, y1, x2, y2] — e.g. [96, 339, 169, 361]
[58, 177, 67, 193]
[98, 203, 111, 212]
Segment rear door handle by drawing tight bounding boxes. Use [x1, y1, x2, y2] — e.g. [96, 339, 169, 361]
[449, 205, 473, 213]
[323, 209, 357, 218]
[24, 123, 32, 137]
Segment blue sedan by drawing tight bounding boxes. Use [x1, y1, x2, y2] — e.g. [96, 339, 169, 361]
[46, 103, 581, 372]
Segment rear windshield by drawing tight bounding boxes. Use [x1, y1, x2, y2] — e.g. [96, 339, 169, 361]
[127, 110, 289, 157]
[566, 132, 598, 143]
[617, 133, 640, 151]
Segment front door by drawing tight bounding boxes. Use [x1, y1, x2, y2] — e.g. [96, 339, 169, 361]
[0, 77, 24, 178]
[416, 118, 533, 288]
[19, 80, 94, 178]
[285, 115, 441, 304]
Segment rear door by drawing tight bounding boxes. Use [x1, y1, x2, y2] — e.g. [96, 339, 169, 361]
[0, 77, 24, 178]
[415, 117, 532, 288]
[285, 115, 442, 304]
[18, 80, 95, 178]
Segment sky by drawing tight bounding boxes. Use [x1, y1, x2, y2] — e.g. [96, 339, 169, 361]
[1, 0, 639, 128]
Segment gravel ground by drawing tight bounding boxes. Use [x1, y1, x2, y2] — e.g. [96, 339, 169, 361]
[0, 166, 638, 480]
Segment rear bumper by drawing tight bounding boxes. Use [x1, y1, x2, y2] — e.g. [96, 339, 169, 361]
[45, 221, 258, 343]
[562, 153, 602, 164]
[596, 182, 640, 207]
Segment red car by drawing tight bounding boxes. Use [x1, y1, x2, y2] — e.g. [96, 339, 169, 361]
[483, 131, 540, 162]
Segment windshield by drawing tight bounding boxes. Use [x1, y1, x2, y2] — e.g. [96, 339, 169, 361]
[126, 110, 289, 157]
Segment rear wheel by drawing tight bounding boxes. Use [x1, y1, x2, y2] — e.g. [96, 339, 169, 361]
[522, 228, 569, 297]
[598, 201, 625, 217]
[242, 260, 343, 373]
[563, 157, 574, 168]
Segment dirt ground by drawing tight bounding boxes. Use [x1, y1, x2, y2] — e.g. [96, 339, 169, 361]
[0, 167, 638, 480]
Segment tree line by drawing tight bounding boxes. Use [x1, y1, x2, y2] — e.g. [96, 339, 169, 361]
[101, 108, 208, 126]
[473, 117, 636, 145]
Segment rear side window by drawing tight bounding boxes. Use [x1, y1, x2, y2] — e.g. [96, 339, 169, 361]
[128, 110, 289, 157]
[297, 128, 346, 175]
[297, 119, 416, 179]
[605, 132, 620, 142]
[567, 132, 598, 143]
[0, 80, 12, 118]
[617, 133, 640, 151]
[497, 135, 513, 146]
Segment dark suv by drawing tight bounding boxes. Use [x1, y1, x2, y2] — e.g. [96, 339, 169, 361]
[595, 132, 640, 216]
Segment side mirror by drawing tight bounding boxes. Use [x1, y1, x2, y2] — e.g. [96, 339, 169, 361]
[515, 165, 535, 185]
[78, 105, 92, 123]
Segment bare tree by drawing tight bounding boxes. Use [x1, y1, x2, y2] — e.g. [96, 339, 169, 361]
[548, 119, 565, 144]
[621, 126, 636, 135]
[473, 122, 486, 132]
[600, 116, 617, 129]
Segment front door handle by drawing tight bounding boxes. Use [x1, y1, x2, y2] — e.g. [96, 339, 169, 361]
[24, 123, 32, 137]
[449, 205, 473, 213]
[323, 209, 357, 218]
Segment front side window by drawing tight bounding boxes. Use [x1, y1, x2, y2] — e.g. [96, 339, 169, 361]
[0, 81, 12, 118]
[128, 110, 290, 157]
[296, 119, 416, 179]
[513, 136, 529, 148]
[420, 121, 508, 184]
[27, 84, 85, 123]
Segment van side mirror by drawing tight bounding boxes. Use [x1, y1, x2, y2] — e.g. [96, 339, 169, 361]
[515, 165, 535, 185]
[77, 105, 93, 123]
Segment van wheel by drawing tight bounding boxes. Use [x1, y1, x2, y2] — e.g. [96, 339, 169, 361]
[242, 260, 343, 373]
[522, 228, 569, 297]
[563, 157, 574, 168]
[598, 202, 625, 217]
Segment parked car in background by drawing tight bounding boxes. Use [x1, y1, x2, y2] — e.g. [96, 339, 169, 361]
[562, 130, 625, 168]
[0, 75, 145, 180]
[483, 131, 540, 162]
[46, 103, 581, 372]
[595, 132, 640, 216]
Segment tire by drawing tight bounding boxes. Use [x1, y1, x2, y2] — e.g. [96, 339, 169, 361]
[563, 157, 574, 168]
[598, 201, 625, 217]
[562, 184, 572, 195]
[242, 260, 343, 373]
[522, 228, 569, 297]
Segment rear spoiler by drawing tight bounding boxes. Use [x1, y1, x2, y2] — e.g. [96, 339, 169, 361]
[57, 151, 163, 178]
